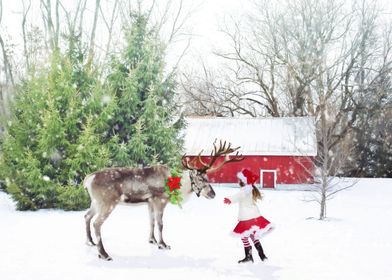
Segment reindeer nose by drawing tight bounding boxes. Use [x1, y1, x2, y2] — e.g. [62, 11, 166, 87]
[208, 189, 216, 199]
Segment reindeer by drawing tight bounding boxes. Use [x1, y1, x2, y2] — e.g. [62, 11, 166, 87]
[84, 140, 244, 260]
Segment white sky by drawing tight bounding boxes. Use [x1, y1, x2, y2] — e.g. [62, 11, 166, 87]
[1, 0, 392, 71]
[0, 0, 243, 63]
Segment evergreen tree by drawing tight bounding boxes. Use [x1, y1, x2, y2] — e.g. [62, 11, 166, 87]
[0, 39, 115, 210]
[352, 108, 392, 178]
[106, 12, 184, 168]
[349, 74, 392, 178]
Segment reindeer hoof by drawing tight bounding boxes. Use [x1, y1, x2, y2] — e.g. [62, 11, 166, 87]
[158, 243, 171, 250]
[149, 238, 157, 245]
[98, 254, 113, 261]
[86, 240, 96, 246]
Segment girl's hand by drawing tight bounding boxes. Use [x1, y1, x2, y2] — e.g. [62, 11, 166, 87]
[224, 198, 231, 204]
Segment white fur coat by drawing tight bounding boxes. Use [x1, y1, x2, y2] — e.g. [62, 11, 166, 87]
[229, 185, 261, 221]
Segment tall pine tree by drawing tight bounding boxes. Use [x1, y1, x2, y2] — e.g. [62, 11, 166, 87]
[107, 12, 184, 168]
[0, 38, 115, 210]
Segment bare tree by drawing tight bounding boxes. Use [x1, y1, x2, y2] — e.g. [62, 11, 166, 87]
[100, 0, 119, 65]
[77, 0, 87, 36]
[181, 63, 262, 117]
[184, 0, 389, 119]
[292, 117, 358, 220]
[298, 131, 358, 220]
[310, 110, 358, 220]
[181, 12, 282, 118]
[215, 18, 282, 117]
[0, 0, 15, 122]
[0, 0, 14, 86]
[87, 0, 101, 65]
[21, 0, 32, 70]
[40, 0, 60, 50]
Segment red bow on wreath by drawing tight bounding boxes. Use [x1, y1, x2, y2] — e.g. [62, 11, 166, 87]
[166, 177, 181, 192]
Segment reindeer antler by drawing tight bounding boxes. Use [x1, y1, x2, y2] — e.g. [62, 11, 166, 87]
[204, 139, 244, 173]
[182, 139, 244, 173]
[181, 154, 200, 170]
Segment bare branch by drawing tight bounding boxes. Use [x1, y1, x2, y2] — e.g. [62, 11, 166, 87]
[22, 0, 32, 69]
[87, 0, 101, 65]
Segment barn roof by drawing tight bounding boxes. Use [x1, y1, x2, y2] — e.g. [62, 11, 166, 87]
[184, 117, 317, 156]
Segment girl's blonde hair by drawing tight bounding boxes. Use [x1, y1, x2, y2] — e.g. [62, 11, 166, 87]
[240, 180, 263, 202]
[252, 185, 263, 203]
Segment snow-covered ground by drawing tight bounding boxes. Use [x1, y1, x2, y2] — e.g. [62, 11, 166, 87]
[1, 178, 391, 280]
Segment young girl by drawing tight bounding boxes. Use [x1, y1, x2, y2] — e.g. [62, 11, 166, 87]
[224, 168, 273, 263]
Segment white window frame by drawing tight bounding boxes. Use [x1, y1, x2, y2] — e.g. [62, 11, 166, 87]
[259, 169, 277, 189]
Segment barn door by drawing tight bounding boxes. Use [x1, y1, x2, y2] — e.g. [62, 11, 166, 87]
[260, 170, 277, 188]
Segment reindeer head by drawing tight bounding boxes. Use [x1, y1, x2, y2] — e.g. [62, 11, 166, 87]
[182, 140, 244, 199]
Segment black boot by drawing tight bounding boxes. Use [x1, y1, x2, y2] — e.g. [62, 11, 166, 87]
[254, 243, 268, 261]
[238, 246, 254, 263]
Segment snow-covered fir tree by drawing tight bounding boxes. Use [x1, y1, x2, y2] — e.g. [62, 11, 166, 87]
[106, 11, 184, 168]
[0, 35, 114, 210]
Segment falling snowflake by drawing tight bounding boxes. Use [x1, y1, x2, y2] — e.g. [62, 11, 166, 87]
[101, 95, 112, 105]
[50, 150, 62, 162]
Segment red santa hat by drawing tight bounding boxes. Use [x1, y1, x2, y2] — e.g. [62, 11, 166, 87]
[237, 168, 259, 185]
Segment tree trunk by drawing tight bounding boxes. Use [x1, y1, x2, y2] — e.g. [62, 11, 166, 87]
[0, 35, 14, 86]
[319, 186, 327, 220]
[87, 0, 101, 66]
[22, 0, 32, 70]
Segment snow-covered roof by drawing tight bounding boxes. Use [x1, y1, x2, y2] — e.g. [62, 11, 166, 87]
[184, 117, 317, 156]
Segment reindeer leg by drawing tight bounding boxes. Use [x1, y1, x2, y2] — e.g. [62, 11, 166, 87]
[93, 205, 116, 261]
[156, 201, 171, 250]
[148, 201, 157, 245]
[84, 206, 96, 246]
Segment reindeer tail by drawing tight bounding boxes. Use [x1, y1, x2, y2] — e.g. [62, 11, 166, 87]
[83, 174, 95, 192]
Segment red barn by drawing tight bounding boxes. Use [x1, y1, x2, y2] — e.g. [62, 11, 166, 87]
[184, 117, 317, 188]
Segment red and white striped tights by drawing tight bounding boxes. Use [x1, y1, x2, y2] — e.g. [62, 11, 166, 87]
[241, 233, 260, 248]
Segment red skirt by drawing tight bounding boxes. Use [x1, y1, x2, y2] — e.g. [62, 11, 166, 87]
[232, 216, 274, 238]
